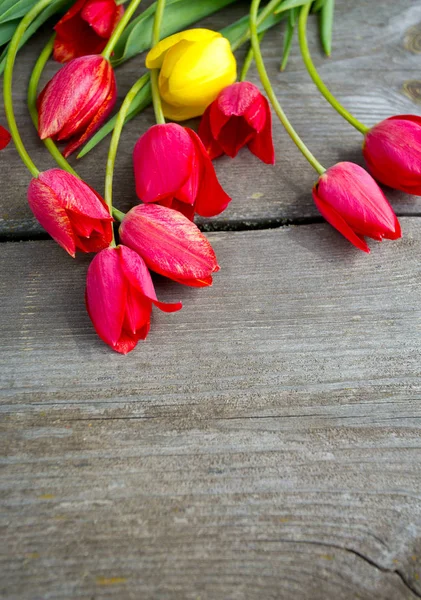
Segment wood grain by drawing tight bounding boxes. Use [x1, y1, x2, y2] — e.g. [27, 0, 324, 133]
[1, 0, 421, 238]
[1, 219, 421, 599]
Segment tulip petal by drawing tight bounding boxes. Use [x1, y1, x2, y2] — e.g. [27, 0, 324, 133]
[133, 123, 194, 203]
[54, 0, 107, 63]
[86, 247, 127, 347]
[58, 61, 113, 140]
[63, 68, 116, 157]
[364, 116, 421, 195]
[146, 29, 220, 68]
[319, 162, 400, 241]
[0, 125, 11, 150]
[313, 187, 370, 253]
[119, 245, 183, 313]
[38, 55, 109, 140]
[81, 0, 121, 37]
[207, 99, 230, 141]
[28, 178, 76, 257]
[169, 199, 196, 221]
[112, 329, 146, 354]
[38, 170, 112, 219]
[243, 91, 268, 132]
[176, 149, 200, 206]
[187, 129, 231, 217]
[55, 0, 86, 27]
[160, 37, 237, 110]
[215, 116, 256, 158]
[161, 99, 208, 121]
[387, 114, 421, 127]
[247, 97, 275, 165]
[170, 275, 214, 288]
[119, 204, 219, 286]
[218, 82, 260, 120]
[198, 106, 224, 159]
[123, 286, 151, 335]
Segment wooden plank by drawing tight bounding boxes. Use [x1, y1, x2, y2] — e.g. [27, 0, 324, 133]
[1, 219, 421, 599]
[1, 0, 421, 237]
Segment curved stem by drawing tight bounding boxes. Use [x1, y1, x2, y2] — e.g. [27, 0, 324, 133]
[240, 31, 265, 81]
[102, 0, 143, 60]
[150, 0, 166, 124]
[28, 34, 79, 177]
[232, 0, 281, 51]
[249, 0, 325, 175]
[105, 74, 149, 242]
[112, 207, 125, 222]
[3, 0, 53, 177]
[298, 2, 369, 134]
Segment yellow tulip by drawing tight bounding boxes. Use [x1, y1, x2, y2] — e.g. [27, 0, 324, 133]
[146, 29, 237, 121]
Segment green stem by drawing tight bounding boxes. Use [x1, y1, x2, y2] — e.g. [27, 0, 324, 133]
[112, 207, 126, 222]
[150, 0, 166, 124]
[3, 0, 54, 177]
[27, 34, 79, 177]
[240, 31, 265, 81]
[105, 73, 149, 244]
[102, 0, 143, 60]
[250, 0, 325, 175]
[232, 0, 281, 51]
[298, 2, 369, 134]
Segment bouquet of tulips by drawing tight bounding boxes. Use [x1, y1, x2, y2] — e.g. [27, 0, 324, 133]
[1, 0, 418, 353]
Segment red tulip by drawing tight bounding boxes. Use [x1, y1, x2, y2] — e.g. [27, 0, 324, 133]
[28, 169, 113, 256]
[86, 245, 182, 354]
[313, 162, 401, 253]
[38, 55, 116, 157]
[119, 204, 219, 287]
[363, 115, 421, 195]
[198, 81, 275, 164]
[133, 123, 231, 220]
[0, 124, 11, 150]
[53, 0, 124, 63]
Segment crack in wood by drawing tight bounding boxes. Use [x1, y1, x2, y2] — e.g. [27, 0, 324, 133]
[254, 539, 421, 599]
[2, 214, 421, 243]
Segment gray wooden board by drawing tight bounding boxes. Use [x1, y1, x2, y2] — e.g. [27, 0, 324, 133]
[1, 218, 421, 599]
[1, 0, 421, 237]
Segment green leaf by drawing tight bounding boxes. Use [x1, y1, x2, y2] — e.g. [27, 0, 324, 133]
[0, 0, 41, 24]
[280, 7, 299, 71]
[0, 0, 71, 75]
[77, 80, 152, 159]
[221, 10, 285, 47]
[112, 0, 236, 66]
[312, 0, 325, 12]
[320, 0, 334, 55]
[0, 18, 18, 46]
[275, 0, 311, 15]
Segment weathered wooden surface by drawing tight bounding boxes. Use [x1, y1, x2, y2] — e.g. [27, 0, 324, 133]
[2, 0, 421, 598]
[1, 0, 421, 237]
[2, 220, 421, 599]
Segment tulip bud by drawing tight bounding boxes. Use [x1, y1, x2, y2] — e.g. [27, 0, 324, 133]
[312, 162, 401, 253]
[199, 81, 275, 164]
[133, 123, 231, 220]
[27, 169, 113, 257]
[0, 124, 11, 150]
[119, 204, 219, 287]
[86, 245, 182, 354]
[145, 29, 237, 121]
[363, 115, 421, 195]
[53, 0, 124, 63]
[38, 55, 116, 156]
